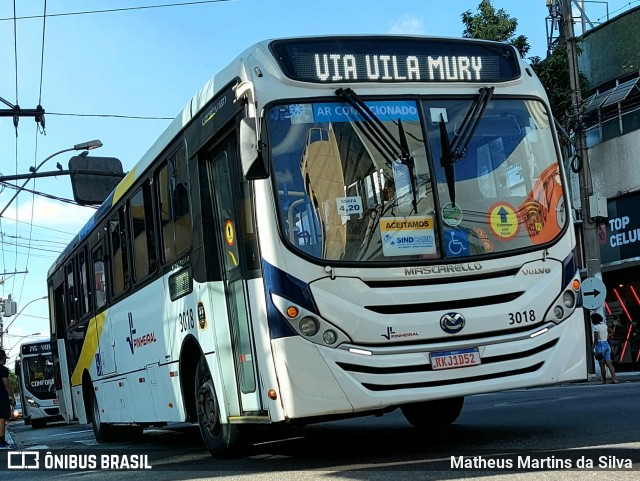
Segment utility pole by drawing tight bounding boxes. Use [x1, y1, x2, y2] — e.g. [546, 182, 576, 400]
[557, 0, 603, 280]
[0, 95, 45, 134]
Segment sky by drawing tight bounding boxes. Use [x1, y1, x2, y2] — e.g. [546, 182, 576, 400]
[0, 0, 637, 362]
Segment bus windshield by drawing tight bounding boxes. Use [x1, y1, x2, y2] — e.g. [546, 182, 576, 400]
[23, 355, 56, 397]
[268, 97, 566, 263]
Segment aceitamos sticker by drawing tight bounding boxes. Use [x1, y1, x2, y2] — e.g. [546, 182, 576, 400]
[379, 216, 436, 256]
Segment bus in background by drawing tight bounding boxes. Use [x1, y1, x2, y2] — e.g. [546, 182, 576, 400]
[15, 340, 60, 428]
[49, 35, 585, 457]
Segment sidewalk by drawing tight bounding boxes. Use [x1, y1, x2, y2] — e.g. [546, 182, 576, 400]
[3, 425, 17, 448]
[587, 370, 640, 383]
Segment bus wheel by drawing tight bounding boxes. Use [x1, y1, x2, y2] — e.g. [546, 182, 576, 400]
[195, 357, 243, 457]
[31, 419, 46, 430]
[401, 396, 465, 428]
[91, 392, 115, 443]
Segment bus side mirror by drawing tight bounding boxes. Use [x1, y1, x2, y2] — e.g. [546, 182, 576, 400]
[239, 118, 268, 180]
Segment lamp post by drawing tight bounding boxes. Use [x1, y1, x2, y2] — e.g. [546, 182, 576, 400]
[0, 139, 103, 219]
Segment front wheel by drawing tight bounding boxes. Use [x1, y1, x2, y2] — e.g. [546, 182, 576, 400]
[91, 392, 115, 443]
[401, 396, 465, 429]
[195, 356, 244, 457]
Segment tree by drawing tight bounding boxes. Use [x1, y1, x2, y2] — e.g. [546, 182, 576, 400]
[460, 1, 589, 137]
[9, 369, 18, 398]
[530, 45, 590, 133]
[461, 0, 530, 57]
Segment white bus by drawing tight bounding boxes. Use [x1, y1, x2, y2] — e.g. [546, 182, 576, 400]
[48, 35, 586, 456]
[15, 340, 61, 428]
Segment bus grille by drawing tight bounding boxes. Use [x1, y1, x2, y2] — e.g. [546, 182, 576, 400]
[364, 292, 523, 314]
[335, 338, 557, 391]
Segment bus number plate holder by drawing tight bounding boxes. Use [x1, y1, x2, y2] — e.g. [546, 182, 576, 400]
[430, 347, 481, 370]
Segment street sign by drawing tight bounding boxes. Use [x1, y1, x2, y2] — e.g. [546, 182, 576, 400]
[581, 277, 607, 310]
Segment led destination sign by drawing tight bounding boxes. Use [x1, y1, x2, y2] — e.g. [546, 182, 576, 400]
[270, 37, 520, 84]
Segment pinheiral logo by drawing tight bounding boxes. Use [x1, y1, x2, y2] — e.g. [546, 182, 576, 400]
[126, 312, 157, 355]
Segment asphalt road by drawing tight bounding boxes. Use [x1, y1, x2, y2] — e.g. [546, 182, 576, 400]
[3, 376, 640, 480]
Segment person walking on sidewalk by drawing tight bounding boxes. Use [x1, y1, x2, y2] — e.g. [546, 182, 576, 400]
[591, 313, 619, 384]
[0, 348, 17, 447]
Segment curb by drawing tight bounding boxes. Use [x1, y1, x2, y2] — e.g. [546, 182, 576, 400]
[5, 426, 19, 448]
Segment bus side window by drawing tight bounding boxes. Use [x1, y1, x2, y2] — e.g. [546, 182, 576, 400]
[92, 244, 108, 310]
[130, 182, 157, 282]
[110, 208, 130, 297]
[64, 261, 76, 326]
[77, 247, 91, 317]
[157, 146, 192, 265]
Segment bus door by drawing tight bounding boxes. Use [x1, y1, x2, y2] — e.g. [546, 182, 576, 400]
[206, 137, 262, 413]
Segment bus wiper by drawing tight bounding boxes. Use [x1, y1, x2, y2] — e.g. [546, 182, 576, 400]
[335, 87, 418, 212]
[440, 86, 494, 206]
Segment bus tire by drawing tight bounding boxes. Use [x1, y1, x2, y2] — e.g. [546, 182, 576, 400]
[195, 356, 243, 458]
[401, 396, 465, 428]
[31, 419, 46, 430]
[90, 391, 116, 443]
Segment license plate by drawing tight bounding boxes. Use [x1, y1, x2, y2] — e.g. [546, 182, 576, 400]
[430, 347, 481, 370]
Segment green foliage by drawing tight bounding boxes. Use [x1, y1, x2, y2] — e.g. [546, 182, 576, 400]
[9, 369, 18, 396]
[461, 0, 530, 56]
[460, 0, 589, 132]
[530, 43, 590, 130]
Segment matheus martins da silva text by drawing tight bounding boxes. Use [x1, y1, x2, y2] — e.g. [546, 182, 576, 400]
[451, 455, 633, 469]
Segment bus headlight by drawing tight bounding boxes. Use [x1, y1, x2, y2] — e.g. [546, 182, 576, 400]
[562, 290, 576, 308]
[270, 293, 352, 347]
[554, 306, 564, 319]
[323, 330, 337, 345]
[299, 317, 320, 337]
[26, 397, 40, 408]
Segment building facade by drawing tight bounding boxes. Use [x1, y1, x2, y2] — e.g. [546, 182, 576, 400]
[577, 6, 640, 371]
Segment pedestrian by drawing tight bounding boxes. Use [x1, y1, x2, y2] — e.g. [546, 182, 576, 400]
[591, 313, 619, 384]
[1, 348, 17, 448]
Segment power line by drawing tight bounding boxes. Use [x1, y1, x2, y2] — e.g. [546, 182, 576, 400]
[38, 0, 47, 105]
[47, 111, 173, 120]
[0, 180, 100, 207]
[0, 0, 235, 21]
[0, 216, 78, 237]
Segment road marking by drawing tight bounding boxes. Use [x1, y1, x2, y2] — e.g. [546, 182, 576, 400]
[494, 396, 578, 407]
[49, 429, 93, 437]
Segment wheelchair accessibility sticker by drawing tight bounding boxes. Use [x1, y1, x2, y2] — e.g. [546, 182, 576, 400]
[444, 229, 469, 258]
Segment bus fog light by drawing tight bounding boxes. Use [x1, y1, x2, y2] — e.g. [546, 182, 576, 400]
[299, 317, 319, 336]
[554, 306, 564, 319]
[322, 330, 337, 344]
[562, 290, 576, 308]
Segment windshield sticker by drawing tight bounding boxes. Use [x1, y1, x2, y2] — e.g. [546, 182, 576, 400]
[225, 219, 235, 246]
[519, 164, 564, 245]
[313, 101, 419, 123]
[473, 227, 494, 253]
[429, 107, 448, 123]
[379, 216, 436, 256]
[444, 229, 469, 257]
[442, 202, 463, 226]
[392, 161, 414, 212]
[336, 196, 363, 217]
[488, 202, 519, 239]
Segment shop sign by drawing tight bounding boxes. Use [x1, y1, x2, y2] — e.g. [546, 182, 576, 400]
[600, 193, 640, 265]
